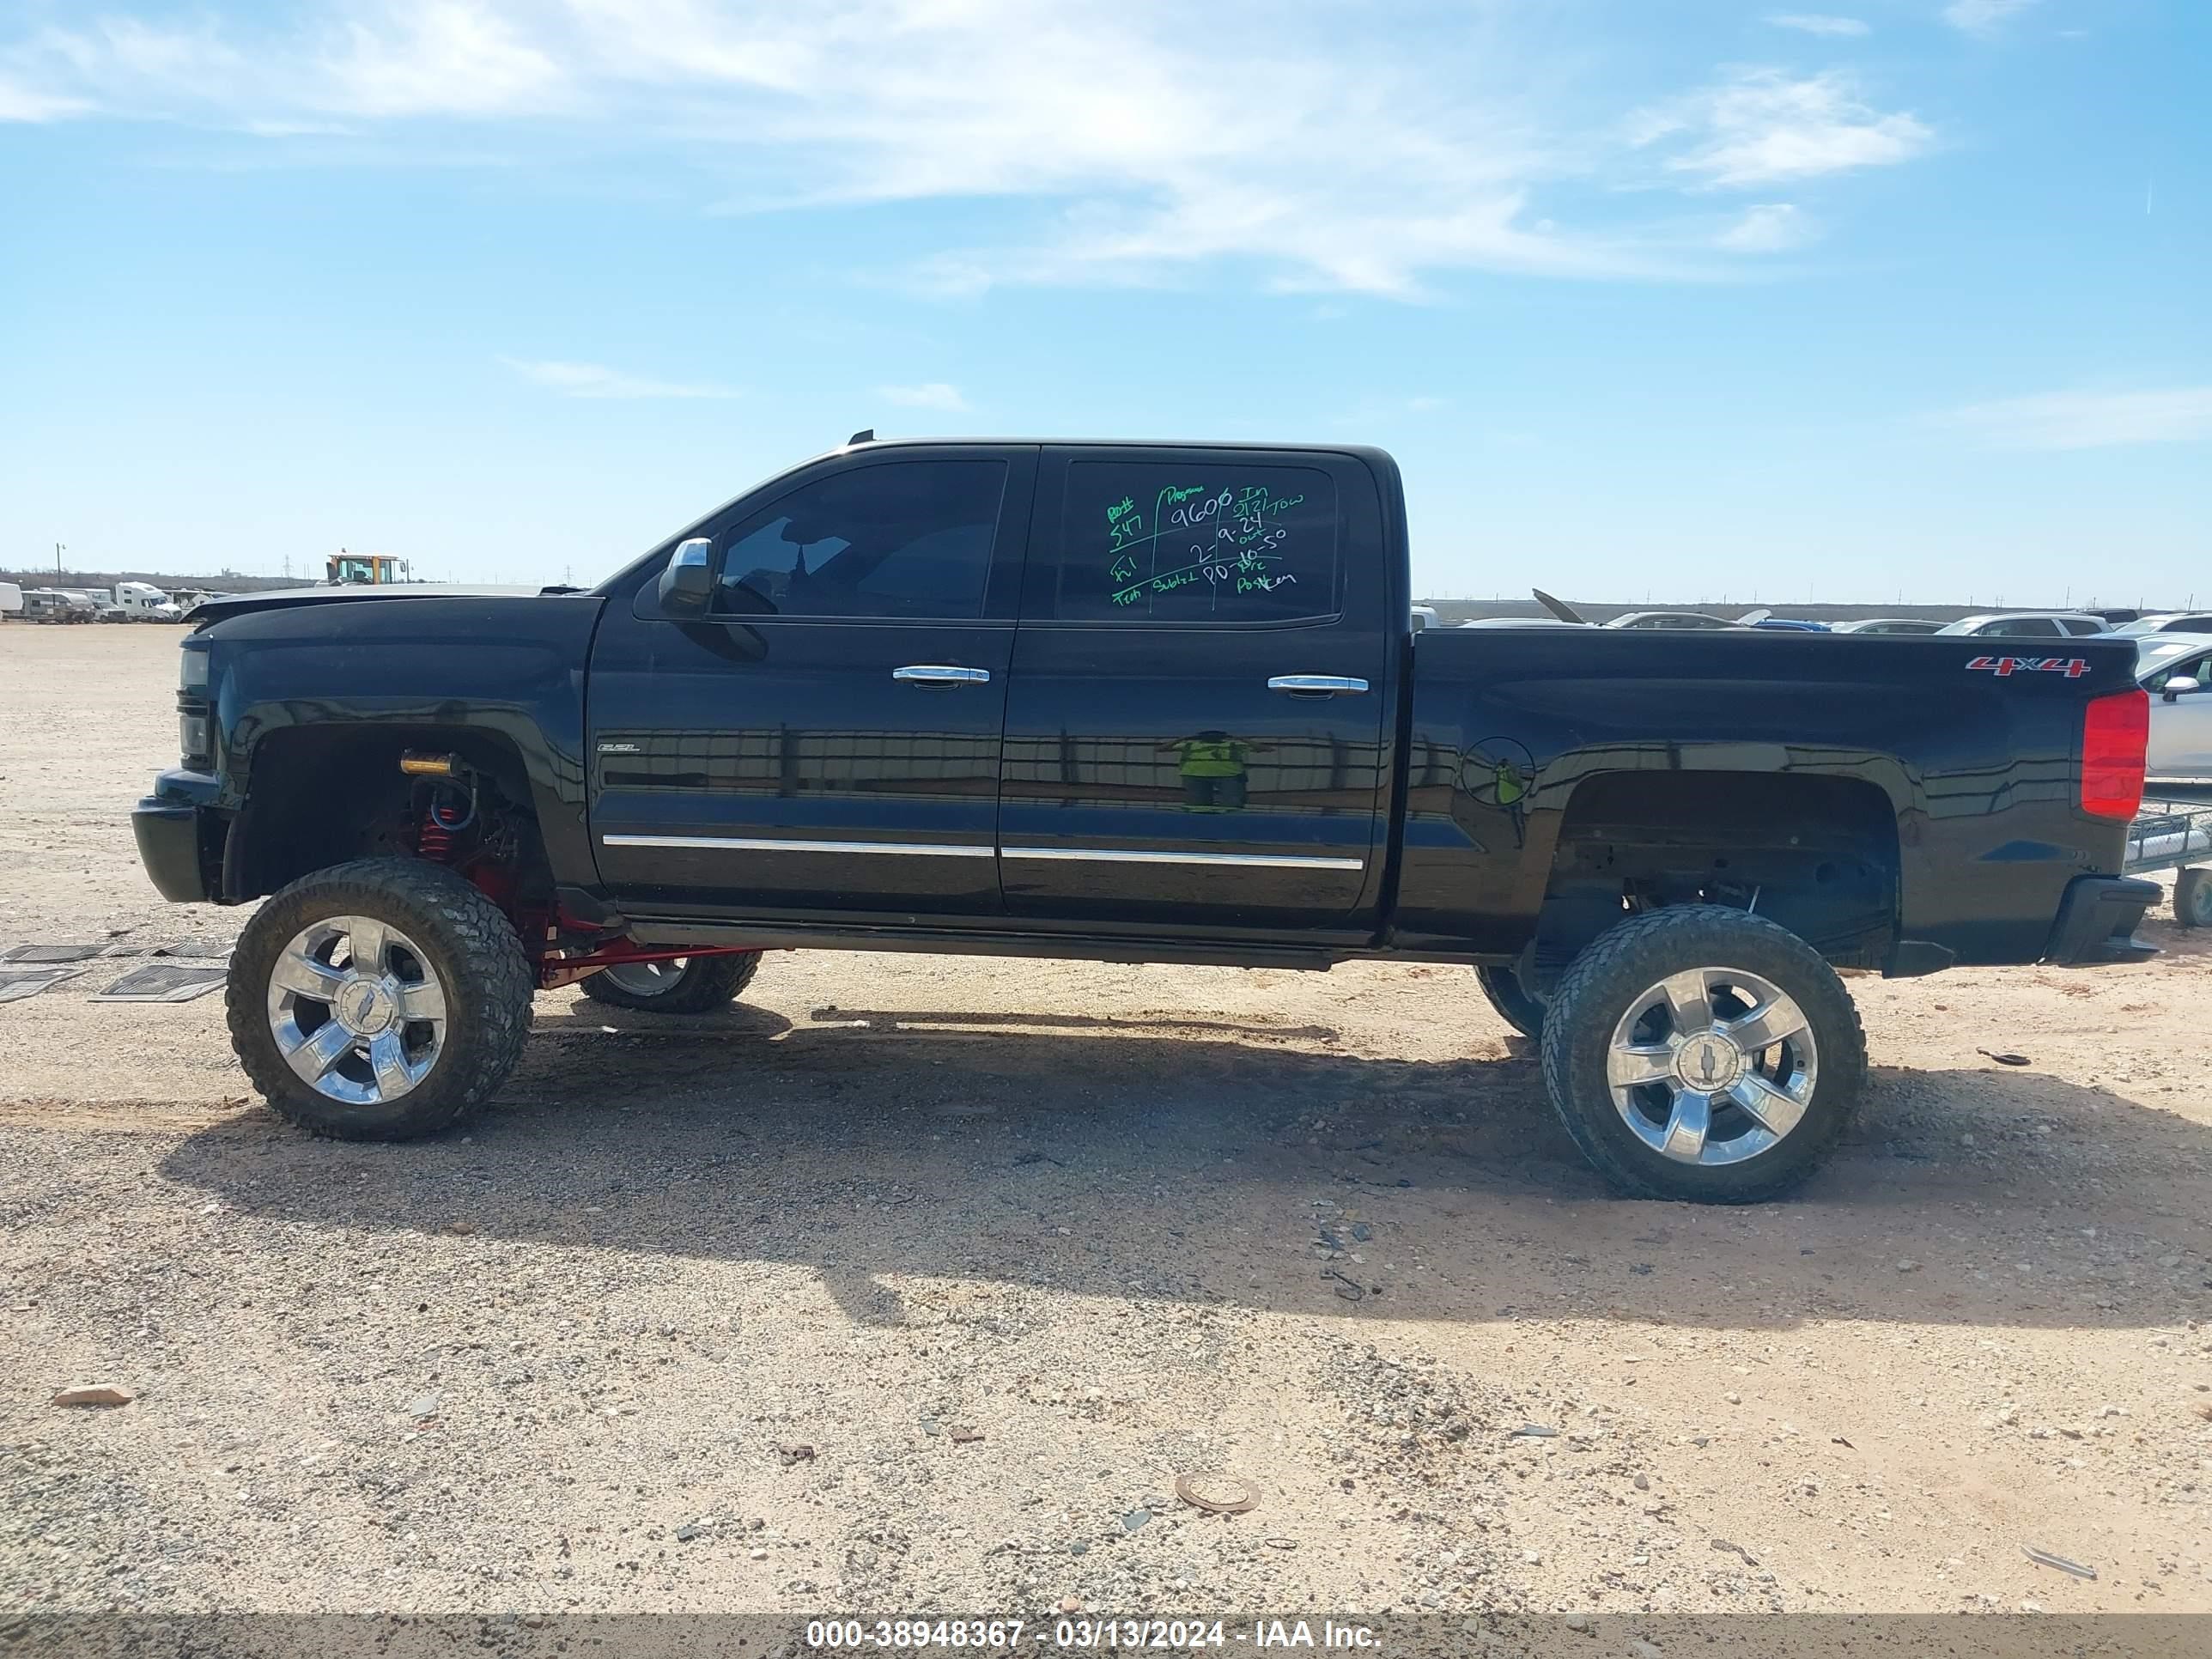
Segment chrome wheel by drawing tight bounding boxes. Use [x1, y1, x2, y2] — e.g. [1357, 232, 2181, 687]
[1604, 965, 1818, 1167]
[264, 915, 448, 1105]
[597, 957, 690, 997]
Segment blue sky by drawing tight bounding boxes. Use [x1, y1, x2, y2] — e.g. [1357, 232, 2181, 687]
[2, 0, 2205, 605]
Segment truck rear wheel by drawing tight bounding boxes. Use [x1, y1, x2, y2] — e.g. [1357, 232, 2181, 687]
[1539, 905, 1865, 1204]
[226, 858, 534, 1141]
[578, 952, 763, 1012]
[1475, 963, 1547, 1039]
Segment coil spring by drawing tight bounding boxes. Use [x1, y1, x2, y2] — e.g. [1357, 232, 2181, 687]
[416, 783, 473, 863]
[416, 811, 453, 862]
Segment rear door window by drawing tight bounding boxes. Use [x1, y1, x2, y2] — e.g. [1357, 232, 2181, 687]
[1053, 461, 1339, 623]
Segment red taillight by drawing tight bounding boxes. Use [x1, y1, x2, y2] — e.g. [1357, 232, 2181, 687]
[2081, 688, 2149, 820]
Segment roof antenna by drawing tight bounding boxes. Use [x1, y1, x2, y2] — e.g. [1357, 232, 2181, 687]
[848, 428, 875, 446]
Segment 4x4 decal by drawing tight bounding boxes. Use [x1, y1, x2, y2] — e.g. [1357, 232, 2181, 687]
[1966, 654, 2092, 679]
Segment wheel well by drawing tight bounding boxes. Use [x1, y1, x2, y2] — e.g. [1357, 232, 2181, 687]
[226, 726, 553, 908]
[1527, 772, 1900, 990]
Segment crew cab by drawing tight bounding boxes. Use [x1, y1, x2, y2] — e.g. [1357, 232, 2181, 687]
[132, 438, 2159, 1202]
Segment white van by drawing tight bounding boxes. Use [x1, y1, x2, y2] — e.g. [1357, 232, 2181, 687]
[0, 581, 22, 618]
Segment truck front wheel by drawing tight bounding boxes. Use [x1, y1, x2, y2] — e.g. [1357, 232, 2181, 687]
[1539, 905, 1866, 1204]
[578, 952, 763, 1012]
[226, 858, 534, 1141]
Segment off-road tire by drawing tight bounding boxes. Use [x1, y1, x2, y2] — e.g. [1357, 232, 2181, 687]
[578, 952, 763, 1012]
[2176, 868, 2210, 929]
[1539, 905, 1867, 1204]
[227, 858, 533, 1140]
[1475, 963, 1547, 1039]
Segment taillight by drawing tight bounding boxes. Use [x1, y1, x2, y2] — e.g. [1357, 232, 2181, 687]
[2081, 688, 2148, 820]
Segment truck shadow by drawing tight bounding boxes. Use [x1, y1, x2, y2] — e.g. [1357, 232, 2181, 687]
[157, 1014, 2212, 1334]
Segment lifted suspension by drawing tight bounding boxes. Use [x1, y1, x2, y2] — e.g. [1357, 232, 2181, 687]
[395, 750, 756, 991]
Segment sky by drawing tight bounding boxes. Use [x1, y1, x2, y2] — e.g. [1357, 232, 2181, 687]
[1, 0, 2206, 607]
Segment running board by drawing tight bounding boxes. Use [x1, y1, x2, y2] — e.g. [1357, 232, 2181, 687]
[624, 918, 1347, 970]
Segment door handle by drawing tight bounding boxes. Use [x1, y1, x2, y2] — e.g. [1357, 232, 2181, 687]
[1267, 674, 1370, 696]
[893, 665, 992, 686]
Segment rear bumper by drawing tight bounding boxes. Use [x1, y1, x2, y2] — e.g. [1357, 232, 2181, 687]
[2042, 875, 2160, 966]
[131, 770, 223, 903]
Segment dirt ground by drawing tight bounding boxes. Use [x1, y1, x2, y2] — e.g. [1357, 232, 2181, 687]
[3, 623, 2209, 1627]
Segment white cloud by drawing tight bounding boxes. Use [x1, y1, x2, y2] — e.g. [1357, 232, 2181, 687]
[501, 358, 737, 399]
[318, 1, 562, 117]
[0, 3, 1942, 294]
[1715, 202, 1816, 252]
[1765, 14, 1871, 37]
[0, 73, 88, 121]
[876, 383, 969, 412]
[1637, 69, 1933, 188]
[1932, 387, 2212, 451]
[1943, 0, 2040, 35]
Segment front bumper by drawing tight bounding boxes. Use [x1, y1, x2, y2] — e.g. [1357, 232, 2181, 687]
[131, 770, 224, 903]
[2043, 875, 2159, 966]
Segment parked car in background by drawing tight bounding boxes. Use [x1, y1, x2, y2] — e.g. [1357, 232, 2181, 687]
[2092, 609, 2141, 625]
[1603, 611, 1742, 630]
[2137, 634, 2212, 777]
[23, 588, 94, 623]
[1410, 605, 1439, 632]
[1829, 618, 1944, 635]
[1751, 618, 1828, 632]
[2114, 613, 2212, 637]
[1936, 612, 2108, 639]
[0, 581, 21, 619]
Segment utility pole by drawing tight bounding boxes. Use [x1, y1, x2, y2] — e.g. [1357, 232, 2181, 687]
[55, 543, 64, 576]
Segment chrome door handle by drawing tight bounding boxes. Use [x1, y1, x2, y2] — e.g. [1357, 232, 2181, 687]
[893, 665, 992, 685]
[1267, 674, 1370, 696]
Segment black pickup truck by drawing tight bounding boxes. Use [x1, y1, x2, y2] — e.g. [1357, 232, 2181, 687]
[133, 437, 2160, 1201]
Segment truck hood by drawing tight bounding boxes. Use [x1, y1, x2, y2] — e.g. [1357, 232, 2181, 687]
[187, 584, 553, 624]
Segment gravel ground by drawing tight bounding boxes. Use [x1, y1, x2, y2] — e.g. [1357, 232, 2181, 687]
[3, 624, 2209, 1628]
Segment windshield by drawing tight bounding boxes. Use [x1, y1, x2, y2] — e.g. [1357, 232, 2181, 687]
[2136, 638, 2211, 678]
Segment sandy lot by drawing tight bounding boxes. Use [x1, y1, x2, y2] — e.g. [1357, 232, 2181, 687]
[3, 623, 2209, 1628]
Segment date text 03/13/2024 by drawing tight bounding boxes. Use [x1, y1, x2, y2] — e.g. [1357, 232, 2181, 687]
[801, 1619, 1381, 1650]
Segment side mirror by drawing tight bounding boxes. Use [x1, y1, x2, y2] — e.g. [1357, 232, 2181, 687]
[657, 538, 714, 617]
[2163, 677, 2200, 702]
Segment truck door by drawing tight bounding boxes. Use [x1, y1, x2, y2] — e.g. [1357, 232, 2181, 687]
[997, 447, 1392, 933]
[587, 446, 1035, 918]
